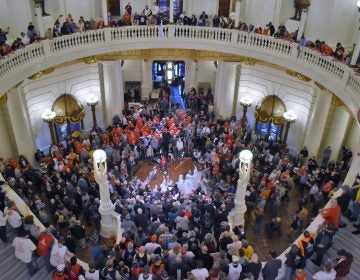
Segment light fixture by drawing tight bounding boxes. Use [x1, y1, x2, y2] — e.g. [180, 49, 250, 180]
[239, 95, 253, 107]
[283, 110, 297, 123]
[93, 149, 107, 164]
[239, 95, 253, 128]
[166, 61, 174, 85]
[86, 95, 99, 130]
[239, 149, 253, 164]
[282, 110, 297, 144]
[41, 109, 57, 145]
[357, 0, 360, 8]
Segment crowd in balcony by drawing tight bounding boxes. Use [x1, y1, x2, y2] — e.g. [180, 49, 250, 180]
[1, 2, 360, 68]
[0, 82, 358, 279]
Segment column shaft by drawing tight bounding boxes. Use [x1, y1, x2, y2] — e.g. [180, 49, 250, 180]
[303, 89, 331, 157]
[323, 107, 350, 161]
[169, 0, 174, 23]
[234, 0, 242, 27]
[185, 60, 196, 93]
[214, 62, 237, 119]
[101, 0, 109, 26]
[0, 105, 15, 159]
[273, 0, 283, 27]
[7, 88, 36, 165]
[141, 60, 153, 100]
[351, 33, 360, 66]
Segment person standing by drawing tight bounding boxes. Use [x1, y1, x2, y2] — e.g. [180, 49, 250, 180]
[262, 251, 282, 280]
[12, 230, 38, 276]
[334, 249, 353, 279]
[0, 204, 8, 243]
[50, 237, 71, 269]
[125, 2, 132, 16]
[5, 201, 23, 235]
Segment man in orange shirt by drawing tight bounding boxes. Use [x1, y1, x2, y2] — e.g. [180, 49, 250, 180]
[319, 199, 341, 230]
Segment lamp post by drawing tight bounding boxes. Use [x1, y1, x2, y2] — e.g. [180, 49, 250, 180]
[283, 110, 297, 144]
[86, 96, 99, 130]
[239, 95, 253, 128]
[228, 149, 253, 230]
[165, 61, 174, 85]
[41, 109, 57, 145]
[93, 149, 114, 238]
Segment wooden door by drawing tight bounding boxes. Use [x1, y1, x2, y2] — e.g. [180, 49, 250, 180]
[108, 0, 120, 16]
[218, 0, 231, 17]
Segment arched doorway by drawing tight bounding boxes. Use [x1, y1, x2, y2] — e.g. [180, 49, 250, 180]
[52, 94, 85, 143]
[218, 0, 231, 17]
[254, 95, 286, 141]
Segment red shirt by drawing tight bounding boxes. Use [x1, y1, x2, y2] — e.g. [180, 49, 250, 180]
[37, 232, 54, 256]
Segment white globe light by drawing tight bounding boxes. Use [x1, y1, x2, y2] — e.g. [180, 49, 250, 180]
[41, 109, 56, 121]
[93, 149, 107, 163]
[283, 110, 297, 122]
[358, 0, 360, 8]
[240, 95, 253, 107]
[239, 150, 253, 164]
[86, 95, 99, 106]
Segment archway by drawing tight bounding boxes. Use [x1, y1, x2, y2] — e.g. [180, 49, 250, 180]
[254, 95, 286, 141]
[52, 94, 85, 143]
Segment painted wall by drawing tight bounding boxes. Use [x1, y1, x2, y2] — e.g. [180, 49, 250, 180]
[21, 63, 102, 151]
[244, 0, 277, 27]
[196, 61, 217, 90]
[305, 0, 358, 47]
[192, 0, 218, 17]
[237, 64, 315, 152]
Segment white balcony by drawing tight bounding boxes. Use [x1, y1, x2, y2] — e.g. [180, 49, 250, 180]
[0, 26, 359, 119]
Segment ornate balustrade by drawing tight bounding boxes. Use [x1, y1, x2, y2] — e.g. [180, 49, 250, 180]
[0, 26, 359, 114]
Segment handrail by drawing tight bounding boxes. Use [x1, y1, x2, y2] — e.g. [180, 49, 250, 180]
[0, 26, 359, 110]
[0, 173, 89, 270]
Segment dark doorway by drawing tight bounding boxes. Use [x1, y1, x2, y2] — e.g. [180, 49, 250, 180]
[218, 0, 231, 17]
[108, 0, 120, 16]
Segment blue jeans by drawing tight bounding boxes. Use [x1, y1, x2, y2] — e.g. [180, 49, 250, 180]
[26, 259, 38, 276]
[283, 266, 295, 280]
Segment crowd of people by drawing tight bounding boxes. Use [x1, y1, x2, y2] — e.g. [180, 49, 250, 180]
[1, 3, 359, 66]
[0, 81, 358, 279]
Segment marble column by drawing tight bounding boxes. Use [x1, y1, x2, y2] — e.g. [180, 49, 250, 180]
[350, 32, 360, 66]
[185, 0, 193, 16]
[93, 149, 114, 238]
[303, 87, 331, 158]
[343, 152, 360, 186]
[0, 104, 15, 160]
[297, 10, 307, 41]
[345, 120, 360, 159]
[185, 60, 197, 93]
[101, 0, 109, 26]
[141, 60, 153, 100]
[169, 0, 174, 23]
[273, 0, 283, 28]
[214, 62, 237, 119]
[58, 0, 66, 16]
[7, 88, 36, 165]
[100, 61, 124, 126]
[234, 0, 242, 27]
[323, 106, 350, 161]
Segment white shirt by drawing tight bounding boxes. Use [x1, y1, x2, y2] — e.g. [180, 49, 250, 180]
[151, 5, 160, 16]
[144, 242, 161, 255]
[50, 243, 68, 267]
[12, 237, 36, 263]
[313, 269, 336, 280]
[4, 207, 22, 228]
[85, 270, 100, 280]
[190, 268, 209, 280]
[228, 263, 242, 280]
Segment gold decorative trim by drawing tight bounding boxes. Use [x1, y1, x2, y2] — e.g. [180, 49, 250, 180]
[28, 67, 55, 80]
[0, 93, 8, 106]
[286, 70, 311, 82]
[239, 57, 256, 66]
[331, 95, 344, 107]
[314, 81, 326, 91]
[83, 56, 104, 64]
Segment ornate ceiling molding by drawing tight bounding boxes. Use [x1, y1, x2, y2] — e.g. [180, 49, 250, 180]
[286, 69, 311, 82]
[331, 94, 344, 107]
[79, 49, 259, 64]
[314, 81, 326, 91]
[28, 67, 55, 80]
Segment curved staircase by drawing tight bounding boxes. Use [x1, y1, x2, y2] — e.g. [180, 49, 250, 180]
[0, 227, 52, 280]
[304, 216, 360, 280]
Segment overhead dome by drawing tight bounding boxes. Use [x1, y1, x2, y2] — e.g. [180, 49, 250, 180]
[52, 94, 84, 125]
[255, 95, 286, 125]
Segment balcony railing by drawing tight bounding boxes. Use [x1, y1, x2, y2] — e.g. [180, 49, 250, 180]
[0, 26, 359, 105]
